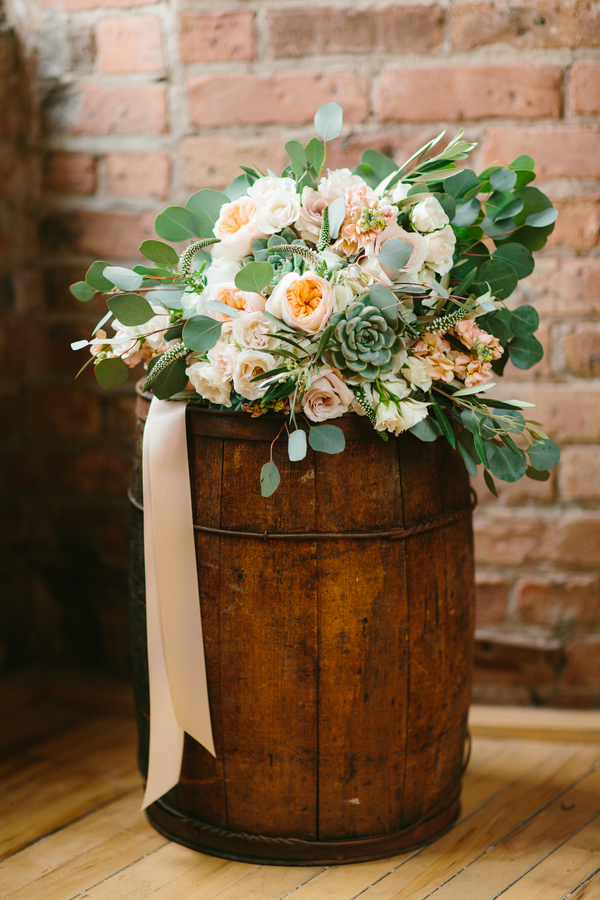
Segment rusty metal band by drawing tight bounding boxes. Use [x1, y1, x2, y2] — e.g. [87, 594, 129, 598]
[128, 489, 475, 542]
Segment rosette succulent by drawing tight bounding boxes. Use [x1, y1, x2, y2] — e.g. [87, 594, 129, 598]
[329, 301, 401, 378]
[252, 235, 305, 285]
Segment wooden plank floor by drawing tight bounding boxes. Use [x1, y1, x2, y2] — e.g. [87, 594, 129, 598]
[2, 670, 600, 900]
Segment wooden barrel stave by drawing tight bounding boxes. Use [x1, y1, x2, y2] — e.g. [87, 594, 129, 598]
[129, 397, 475, 863]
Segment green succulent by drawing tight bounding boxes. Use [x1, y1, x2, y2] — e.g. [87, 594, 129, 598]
[252, 236, 306, 285]
[329, 301, 401, 379]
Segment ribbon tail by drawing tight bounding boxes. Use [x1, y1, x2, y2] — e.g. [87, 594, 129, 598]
[141, 397, 215, 811]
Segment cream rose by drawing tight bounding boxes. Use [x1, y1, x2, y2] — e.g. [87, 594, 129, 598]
[391, 182, 411, 203]
[233, 349, 278, 401]
[266, 271, 334, 335]
[403, 357, 433, 392]
[112, 312, 172, 367]
[411, 196, 450, 233]
[247, 176, 301, 234]
[186, 362, 232, 407]
[202, 282, 265, 322]
[425, 224, 456, 275]
[295, 186, 327, 242]
[375, 396, 429, 435]
[205, 255, 242, 287]
[232, 311, 279, 351]
[207, 340, 239, 378]
[302, 368, 354, 422]
[318, 168, 365, 204]
[213, 197, 265, 260]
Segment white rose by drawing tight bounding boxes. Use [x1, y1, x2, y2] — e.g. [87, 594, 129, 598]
[411, 196, 450, 233]
[233, 349, 278, 400]
[205, 256, 242, 286]
[374, 395, 429, 435]
[248, 176, 297, 203]
[399, 399, 430, 429]
[232, 311, 279, 351]
[186, 362, 231, 407]
[425, 224, 456, 275]
[391, 182, 411, 203]
[318, 168, 365, 203]
[403, 357, 433, 392]
[302, 367, 354, 422]
[255, 193, 301, 234]
[207, 340, 239, 378]
[321, 250, 344, 272]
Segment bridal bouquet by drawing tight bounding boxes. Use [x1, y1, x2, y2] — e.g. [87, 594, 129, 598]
[71, 103, 559, 496]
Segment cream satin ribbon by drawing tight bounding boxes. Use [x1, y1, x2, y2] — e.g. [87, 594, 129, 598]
[141, 397, 216, 810]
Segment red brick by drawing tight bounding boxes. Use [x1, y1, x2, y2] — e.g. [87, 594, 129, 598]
[560, 446, 600, 503]
[44, 0, 149, 9]
[75, 210, 156, 259]
[564, 635, 600, 686]
[502, 323, 550, 381]
[74, 84, 167, 135]
[471, 462, 555, 506]
[187, 72, 369, 129]
[24, 387, 101, 437]
[483, 128, 600, 180]
[517, 574, 600, 627]
[376, 64, 561, 123]
[266, 6, 442, 57]
[548, 513, 600, 567]
[97, 16, 164, 74]
[43, 152, 96, 195]
[475, 573, 508, 624]
[474, 509, 548, 565]
[571, 61, 600, 113]
[518, 259, 600, 319]
[451, 1, 600, 51]
[490, 382, 600, 443]
[181, 135, 288, 190]
[547, 197, 600, 249]
[563, 324, 600, 379]
[179, 11, 254, 63]
[106, 151, 170, 199]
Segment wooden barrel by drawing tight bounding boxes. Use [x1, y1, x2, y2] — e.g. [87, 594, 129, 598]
[128, 389, 475, 865]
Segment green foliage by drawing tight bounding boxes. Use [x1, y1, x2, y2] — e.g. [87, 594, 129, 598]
[186, 190, 230, 237]
[314, 102, 343, 142]
[70, 281, 96, 302]
[140, 240, 179, 267]
[305, 138, 326, 174]
[308, 424, 345, 454]
[492, 243, 534, 279]
[477, 259, 519, 300]
[409, 417, 441, 442]
[508, 334, 544, 369]
[95, 357, 129, 389]
[107, 293, 155, 326]
[377, 239, 413, 271]
[182, 315, 222, 352]
[487, 442, 527, 482]
[260, 460, 280, 497]
[285, 140, 307, 177]
[528, 438, 560, 471]
[155, 206, 200, 242]
[431, 400, 456, 448]
[368, 284, 398, 326]
[288, 429, 307, 461]
[85, 261, 113, 292]
[234, 261, 273, 293]
[146, 355, 189, 400]
[510, 305, 539, 336]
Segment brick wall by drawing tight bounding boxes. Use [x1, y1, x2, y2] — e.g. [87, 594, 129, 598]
[2, 0, 599, 698]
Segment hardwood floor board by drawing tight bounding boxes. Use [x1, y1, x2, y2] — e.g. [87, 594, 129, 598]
[409, 766, 600, 899]
[567, 869, 600, 899]
[266, 740, 563, 900]
[497, 815, 600, 899]
[343, 745, 600, 900]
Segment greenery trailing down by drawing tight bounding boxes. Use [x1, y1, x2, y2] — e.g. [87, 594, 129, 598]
[70, 100, 559, 497]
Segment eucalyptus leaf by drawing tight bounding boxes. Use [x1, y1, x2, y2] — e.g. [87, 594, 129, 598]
[139, 240, 179, 267]
[487, 442, 527, 482]
[526, 466, 551, 482]
[103, 266, 143, 292]
[492, 243, 534, 279]
[409, 417, 441, 442]
[457, 431, 479, 476]
[528, 438, 560, 471]
[305, 138, 326, 173]
[508, 334, 544, 369]
[489, 168, 517, 191]
[525, 208, 558, 228]
[261, 460, 281, 497]
[204, 299, 240, 318]
[308, 424, 345, 454]
[95, 357, 129, 389]
[510, 154, 535, 171]
[182, 315, 222, 352]
[155, 206, 200, 242]
[70, 281, 96, 302]
[451, 198, 481, 227]
[285, 140, 307, 177]
[107, 293, 155, 326]
[235, 261, 273, 294]
[510, 304, 539, 336]
[378, 239, 413, 272]
[362, 149, 397, 180]
[186, 190, 230, 238]
[368, 284, 398, 324]
[477, 258, 519, 300]
[314, 102, 343, 142]
[226, 173, 252, 201]
[288, 429, 307, 462]
[444, 169, 479, 199]
[85, 261, 113, 292]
